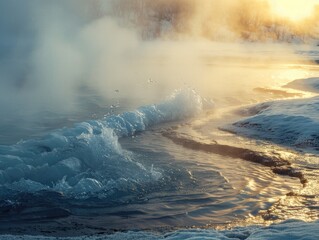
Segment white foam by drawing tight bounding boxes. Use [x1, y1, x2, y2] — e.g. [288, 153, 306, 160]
[227, 96, 319, 153]
[1, 220, 318, 239]
[0, 88, 204, 198]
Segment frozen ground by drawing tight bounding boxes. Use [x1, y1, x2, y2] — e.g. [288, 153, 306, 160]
[226, 87, 319, 153]
[285, 77, 319, 93]
[0, 220, 318, 240]
[225, 76, 319, 153]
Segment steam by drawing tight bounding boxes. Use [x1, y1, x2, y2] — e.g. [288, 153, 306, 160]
[111, 0, 319, 41]
[0, 0, 318, 141]
[0, 1, 140, 118]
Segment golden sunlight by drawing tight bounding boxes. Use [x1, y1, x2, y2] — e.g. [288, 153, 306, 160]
[268, 0, 319, 21]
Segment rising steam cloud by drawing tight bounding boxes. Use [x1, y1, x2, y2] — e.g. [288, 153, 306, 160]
[0, 0, 318, 136]
[0, 0, 140, 118]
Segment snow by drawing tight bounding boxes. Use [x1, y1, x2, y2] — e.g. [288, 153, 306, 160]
[285, 77, 319, 93]
[226, 96, 319, 152]
[0, 220, 318, 239]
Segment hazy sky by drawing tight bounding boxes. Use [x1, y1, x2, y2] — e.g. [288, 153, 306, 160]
[268, 0, 319, 21]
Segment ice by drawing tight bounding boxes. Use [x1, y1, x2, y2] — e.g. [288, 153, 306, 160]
[246, 220, 319, 240]
[0, 88, 204, 198]
[0, 220, 318, 239]
[226, 96, 319, 152]
[285, 77, 319, 93]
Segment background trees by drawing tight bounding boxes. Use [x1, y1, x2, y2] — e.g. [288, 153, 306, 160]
[91, 0, 319, 42]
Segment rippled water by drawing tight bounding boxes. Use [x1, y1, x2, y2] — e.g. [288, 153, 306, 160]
[0, 101, 301, 235]
[1, 60, 319, 236]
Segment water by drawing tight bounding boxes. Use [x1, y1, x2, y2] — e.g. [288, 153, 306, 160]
[1, 53, 319, 237]
[0, 117, 300, 234]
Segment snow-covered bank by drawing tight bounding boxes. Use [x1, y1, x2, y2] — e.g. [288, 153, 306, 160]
[285, 77, 319, 93]
[0, 220, 318, 239]
[225, 96, 319, 153]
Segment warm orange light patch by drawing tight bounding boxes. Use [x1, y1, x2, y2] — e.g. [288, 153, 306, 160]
[268, 0, 319, 21]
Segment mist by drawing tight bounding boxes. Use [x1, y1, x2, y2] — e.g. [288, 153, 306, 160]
[0, 0, 318, 139]
[111, 0, 319, 41]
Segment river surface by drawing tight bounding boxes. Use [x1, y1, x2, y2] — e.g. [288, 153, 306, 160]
[1, 50, 319, 237]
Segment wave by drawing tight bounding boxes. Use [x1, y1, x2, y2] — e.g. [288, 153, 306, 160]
[0, 88, 204, 199]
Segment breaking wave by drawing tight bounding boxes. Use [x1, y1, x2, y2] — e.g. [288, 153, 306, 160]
[0, 89, 204, 199]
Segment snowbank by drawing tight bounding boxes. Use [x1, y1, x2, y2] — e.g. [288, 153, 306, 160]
[226, 96, 319, 152]
[285, 77, 319, 93]
[0, 220, 318, 239]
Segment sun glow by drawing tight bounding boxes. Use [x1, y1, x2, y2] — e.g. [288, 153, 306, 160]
[268, 0, 319, 21]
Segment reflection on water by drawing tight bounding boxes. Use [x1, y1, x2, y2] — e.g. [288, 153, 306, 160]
[185, 97, 319, 227]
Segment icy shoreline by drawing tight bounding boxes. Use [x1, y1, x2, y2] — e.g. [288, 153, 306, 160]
[225, 96, 319, 153]
[224, 77, 319, 154]
[1, 220, 318, 239]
